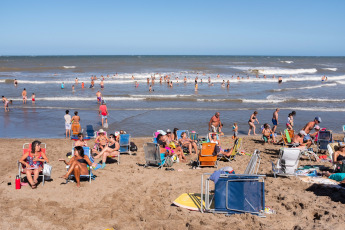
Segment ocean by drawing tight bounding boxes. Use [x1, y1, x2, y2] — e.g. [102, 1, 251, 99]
[0, 55, 344, 138]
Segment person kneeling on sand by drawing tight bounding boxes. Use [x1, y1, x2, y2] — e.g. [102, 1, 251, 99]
[59, 146, 96, 187]
[262, 123, 276, 144]
[94, 134, 119, 169]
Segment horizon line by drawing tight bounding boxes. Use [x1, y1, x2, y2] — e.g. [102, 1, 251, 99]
[1, 54, 345, 57]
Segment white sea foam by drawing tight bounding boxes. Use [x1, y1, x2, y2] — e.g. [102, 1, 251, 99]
[11, 96, 145, 101]
[62, 66, 76, 69]
[273, 83, 337, 91]
[231, 66, 317, 75]
[322, 68, 337, 71]
[280, 61, 294, 64]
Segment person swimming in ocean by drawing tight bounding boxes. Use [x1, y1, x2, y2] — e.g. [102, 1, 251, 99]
[61, 82, 64, 89]
[278, 76, 283, 84]
[14, 79, 18, 87]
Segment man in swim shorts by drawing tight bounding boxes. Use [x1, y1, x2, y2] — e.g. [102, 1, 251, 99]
[96, 91, 102, 104]
[272, 108, 279, 133]
[22, 88, 27, 104]
[2, 96, 9, 112]
[100, 80, 104, 89]
[209, 112, 222, 133]
[99, 101, 108, 127]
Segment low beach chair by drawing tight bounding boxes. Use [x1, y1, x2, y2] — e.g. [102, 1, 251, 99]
[143, 143, 165, 168]
[68, 146, 95, 183]
[272, 148, 302, 177]
[317, 130, 333, 152]
[198, 143, 217, 168]
[18, 143, 46, 185]
[243, 149, 261, 175]
[281, 129, 294, 146]
[119, 134, 131, 155]
[327, 143, 338, 170]
[218, 138, 243, 162]
[86, 125, 96, 138]
[200, 173, 266, 216]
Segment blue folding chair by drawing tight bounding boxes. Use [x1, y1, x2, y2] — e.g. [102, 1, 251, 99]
[201, 173, 265, 217]
[119, 134, 131, 155]
[176, 130, 189, 140]
[86, 125, 96, 138]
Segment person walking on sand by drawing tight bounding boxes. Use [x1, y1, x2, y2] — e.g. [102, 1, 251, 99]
[31, 93, 35, 105]
[2, 96, 9, 112]
[22, 88, 27, 104]
[99, 101, 108, 128]
[209, 112, 222, 133]
[64, 110, 72, 138]
[248, 111, 259, 135]
[96, 91, 102, 104]
[272, 108, 279, 133]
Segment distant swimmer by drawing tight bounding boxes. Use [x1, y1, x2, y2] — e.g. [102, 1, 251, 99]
[96, 91, 102, 104]
[132, 75, 134, 80]
[81, 82, 84, 89]
[147, 78, 150, 84]
[31, 93, 35, 105]
[195, 82, 198, 91]
[217, 74, 220, 78]
[321, 75, 326, 81]
[14, 79, 18, 87]
[100, 80, 104, 89]
[237, 76, 240, 80]
[272, 75, 275, 79]
[149, 85, 154, 92]
[90, 79, 95, 88]
[184, 76, 187, 83]
[278, 76, 283, 84]
[72, 85, 75, 92]
[75, 77, 78, 84]
[61, 82, 64, 89]
[2, 96, 9, 112]
[208, 77, 211, 83]
[227, 80, 230, 89]
[200, 79, 203, 83]
[264, 75, 267, 79]
[160, 77, 162, 84]
[22, 88, 27, 104]
[135, 81, 139, 88]
[221, 80, 225, 87]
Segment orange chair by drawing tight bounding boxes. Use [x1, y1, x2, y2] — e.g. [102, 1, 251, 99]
[18, 143, 46, 185]
[198, 143, 217, 168]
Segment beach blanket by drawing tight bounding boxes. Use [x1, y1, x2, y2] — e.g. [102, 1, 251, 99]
[298, 176, 344, 189]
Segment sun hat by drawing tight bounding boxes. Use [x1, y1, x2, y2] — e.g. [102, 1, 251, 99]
[98, 129, 105, 133]
[299, 130, 307, 136]
[166, 129, 171, 133]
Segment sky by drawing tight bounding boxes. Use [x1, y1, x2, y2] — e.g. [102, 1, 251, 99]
[1, 0, 345, 56]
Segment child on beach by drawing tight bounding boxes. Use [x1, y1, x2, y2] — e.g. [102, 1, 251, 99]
[232, 123, 238, 139]
[31, 93, 35, 105]
[262, 123, 276, 144]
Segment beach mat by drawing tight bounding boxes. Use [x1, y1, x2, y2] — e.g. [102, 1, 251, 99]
[173, 193, 205, 211]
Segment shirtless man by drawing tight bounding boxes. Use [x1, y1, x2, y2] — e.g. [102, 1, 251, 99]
[303, 117, 322, 134]
[22, 88, 27, 104]
[14, 79, 18, 87]
[292, 130, 307, 148]
[2, 96, 9, 112]
[278, 76, 283, 84]
[100, 80, 104, 90]
[96, 91, 102, 104]
[272, 108, 279, 133]
[75, 77, 78, 84]
[209, 112, 222, 133]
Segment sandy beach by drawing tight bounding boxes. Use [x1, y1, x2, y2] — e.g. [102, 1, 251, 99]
[1, 135, 345, 230]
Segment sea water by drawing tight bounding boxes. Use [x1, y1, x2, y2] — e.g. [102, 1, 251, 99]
[0, 56, 344, 138]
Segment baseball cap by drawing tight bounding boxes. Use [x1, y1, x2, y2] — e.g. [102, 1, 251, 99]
[166, 129, 171, 133]
[315, 116, 322, 123]
[299, 130, 307, 136]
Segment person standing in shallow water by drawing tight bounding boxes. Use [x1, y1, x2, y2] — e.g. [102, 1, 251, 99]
[22, 88, 27, 104]
[248, 111, 259, 135]
[272, 108, 279, 133]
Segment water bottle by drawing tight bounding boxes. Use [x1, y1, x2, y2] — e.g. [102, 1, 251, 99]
[15, 175, 21, 190]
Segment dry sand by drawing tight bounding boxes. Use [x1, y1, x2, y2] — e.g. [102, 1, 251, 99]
[1, 135, 345, 230]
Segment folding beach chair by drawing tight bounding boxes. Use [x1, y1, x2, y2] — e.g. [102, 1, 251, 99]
[243, 149, 261, 175]
[218, 138, 242, 162]
[272, 148, 302, 177]
[198, 143, 217, 168]
[176, 130, 189, 140]
[343, 125, 345, 142]
[86, 125, 96, 138]
[200, 173, 266, 217]
[143, 143, 166, 168]
[317, 130, 333, 152]
[93, 131, 108, 152]
[68, 146, 95, 183]
[18, 143, 46, 185]
[281, 129, 294, 146]
[119, 134, 131, 155]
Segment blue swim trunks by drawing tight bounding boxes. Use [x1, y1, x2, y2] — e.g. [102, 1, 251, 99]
[272, 118, 277, 126]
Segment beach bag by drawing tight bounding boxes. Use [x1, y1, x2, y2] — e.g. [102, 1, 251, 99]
[43, 162, 52, 177]
[164, 157, 173, 167]
[130, 142, 138, 152]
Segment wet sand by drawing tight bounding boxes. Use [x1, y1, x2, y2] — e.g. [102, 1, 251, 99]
[1, 135, 345, 230]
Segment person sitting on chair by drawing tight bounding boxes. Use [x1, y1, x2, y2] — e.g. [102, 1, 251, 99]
[208, 133, 232, 157]
[75, 133, 88, 147]
[59, 146, 95, 187]
[262, 123, 276, 144]
[19, 140, 49, 189]
[292, 130, 311, 149]
[333, 143, 345, 166]
[94, 134, 120, 169]
[179, 132, 198, 154]
[93, 129, 108, 153]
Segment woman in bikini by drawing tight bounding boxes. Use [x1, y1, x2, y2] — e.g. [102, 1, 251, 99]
[248, 111, 259, 135]
[93, 130, 108, 153]
[19, 140, 49, 189]
[179, 132, 198, 154]
[59, 146, 95, 187]
[94, 134, 119, 168]
[75, 133, 88, 147]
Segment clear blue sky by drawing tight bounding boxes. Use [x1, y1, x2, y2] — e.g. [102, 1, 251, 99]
[1, 0, 344, 56]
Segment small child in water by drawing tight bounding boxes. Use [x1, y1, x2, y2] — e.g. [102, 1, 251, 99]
[232, 123, 238, 139]
[31, 93, 35, 105]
